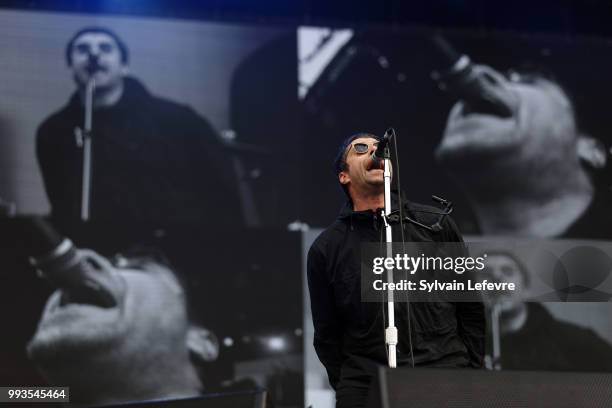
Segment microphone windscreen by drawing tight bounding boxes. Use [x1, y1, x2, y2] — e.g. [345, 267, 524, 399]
[431, 35, 461, 66]
[17, 216, 64, 258]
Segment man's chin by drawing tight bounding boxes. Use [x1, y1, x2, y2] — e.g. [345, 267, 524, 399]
[365, 170, 385, 183]
[365, 178, 385, 189]
[368, 179, 384, 186]
[436, 136, 519, 173]
[27, 322, 121, 371]
[497, 298, 523, 315]
[74, 73, 120, 89]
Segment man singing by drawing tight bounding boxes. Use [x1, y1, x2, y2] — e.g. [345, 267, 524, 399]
[307, 133, 485, 407]
[27, 249, 219, 405]
[36, 27, 241, 226]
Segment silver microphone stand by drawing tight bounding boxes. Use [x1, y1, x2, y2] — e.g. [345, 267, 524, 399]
[81, 78, 95, 221]
[490, 303, 502, 370]
[378, 132, 397, 368]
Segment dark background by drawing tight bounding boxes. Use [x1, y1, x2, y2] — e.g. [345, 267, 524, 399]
[2, 0, 612, 37]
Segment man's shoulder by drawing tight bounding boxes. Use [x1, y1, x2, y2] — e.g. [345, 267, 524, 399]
[147, 94, 219, 140]
[149, 94, 194, 116]
[145, 92, 205, 124]
[36, 102, 77, 144]
[309, 220, 347, 255]
[405, 200, 447, 225]
[403, 199, 462, 241]
[124, 77, 208, 123]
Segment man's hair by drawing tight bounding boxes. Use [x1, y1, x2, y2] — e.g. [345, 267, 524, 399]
[482, 249, 531, 288]
[333, 132, 381, 198]
[65, 27, 129, 66]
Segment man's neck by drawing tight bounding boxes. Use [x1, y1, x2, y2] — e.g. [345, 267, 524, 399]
[351, 188, 385, 212]
[79, 81, 124, 108]
[500, 302, 528, 334]
[460, 169, 594, 238]
[60, 355, 202, 405]
[472, 186, 593, 238]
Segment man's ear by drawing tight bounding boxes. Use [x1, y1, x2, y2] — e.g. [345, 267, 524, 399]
[186, 326, 219, 363]
[577, 134, 607, 170]
[120, 65, 129, 76]
[339, 171, 350, 186]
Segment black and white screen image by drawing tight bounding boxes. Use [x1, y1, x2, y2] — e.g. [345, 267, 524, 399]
[0, 8, 303, 407]
[298, 26, 612, 236]
[299, 25, 612, 408]
[0, 8, 300, 228]
[1, 221, 304, 406]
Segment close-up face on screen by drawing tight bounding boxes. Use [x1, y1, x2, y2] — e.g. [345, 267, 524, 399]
[3, 2, 612, 408]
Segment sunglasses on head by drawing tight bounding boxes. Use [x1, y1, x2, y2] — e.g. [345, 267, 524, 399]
[351, 141, 379, 154]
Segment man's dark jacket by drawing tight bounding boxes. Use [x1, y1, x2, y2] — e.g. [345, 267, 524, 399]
[500, 303, 612, 371]
[36, 77, 241, 227]
[307, 198, 485, 391]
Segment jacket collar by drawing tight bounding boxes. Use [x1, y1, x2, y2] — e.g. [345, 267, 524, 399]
[338, 190, 413, 219]
[337, 190, 418, 231]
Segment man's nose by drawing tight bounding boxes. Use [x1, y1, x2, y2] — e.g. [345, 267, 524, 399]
[87, 46, 102, 58]
[87, 50, 101, 65]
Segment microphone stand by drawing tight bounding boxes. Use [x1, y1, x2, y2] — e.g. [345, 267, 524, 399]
[81, 78, 95, 221]
[380, 144, 398, 368]
[490, 303, 502, 370]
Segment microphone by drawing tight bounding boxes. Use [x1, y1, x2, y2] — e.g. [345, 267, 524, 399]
[371, 127, 395, 164]
[24, 217, 121, 308]
[431, 35, 517, 118]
